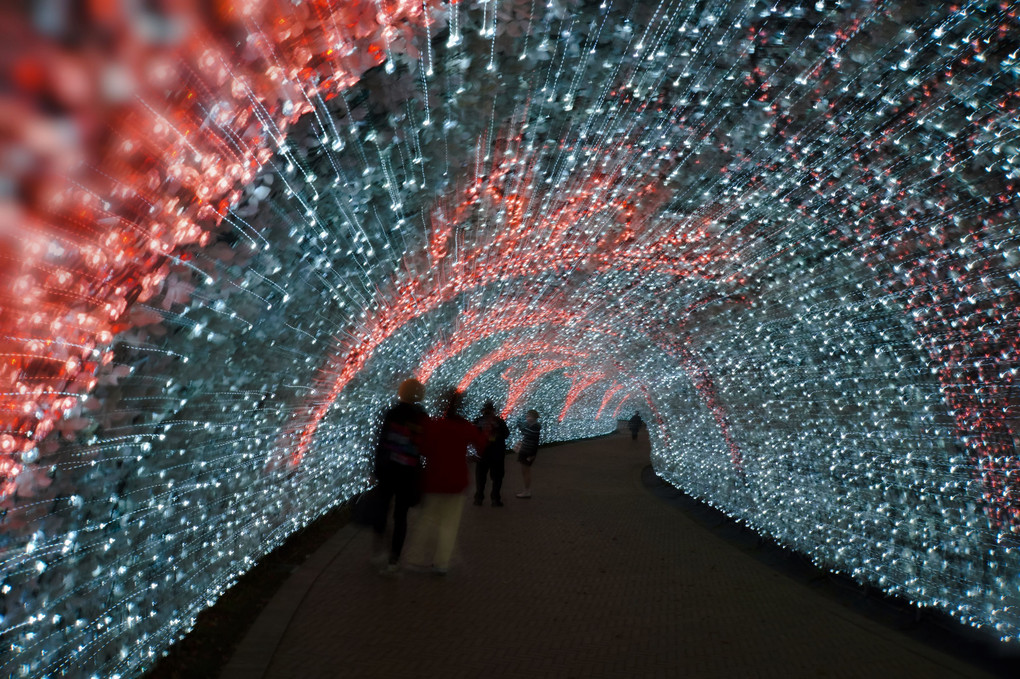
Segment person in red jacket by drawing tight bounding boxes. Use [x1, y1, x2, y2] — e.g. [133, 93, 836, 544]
[408, 389, 487, 574]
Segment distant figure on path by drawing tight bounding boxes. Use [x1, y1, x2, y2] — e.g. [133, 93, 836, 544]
[409, 389, 487, 574]
[628, 411, 643, 440]
[515, 409, 541, 499]
[474, 400, 510, 507]
[373, 378, 428, 575]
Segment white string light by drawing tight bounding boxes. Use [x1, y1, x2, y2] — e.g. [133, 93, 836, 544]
[2, 1, 1019, 676]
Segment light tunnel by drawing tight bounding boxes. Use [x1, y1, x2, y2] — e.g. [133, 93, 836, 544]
[2, 0, 1019, 675]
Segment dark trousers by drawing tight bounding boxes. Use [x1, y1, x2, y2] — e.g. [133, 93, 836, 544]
[373, 472, 419, 563]
[630, 428, 639, 440]
[474, 454, 505, 501]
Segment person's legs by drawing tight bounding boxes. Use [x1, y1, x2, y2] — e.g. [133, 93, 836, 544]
[433, 494, 466, 572]
[490, 455, 505, 504]
[474, 457, 489, 504]
[369, 482, 394, 563]
[631, 428, 638, 440]
[405, 493, 438, 566]
[516, 454, 533, 497]
[390, 477, 417, 564]
[372, 481, 394, 536]
[517, 461, 532, 496]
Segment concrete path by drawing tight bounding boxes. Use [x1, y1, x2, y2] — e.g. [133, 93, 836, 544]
[222, 426, 994, 679]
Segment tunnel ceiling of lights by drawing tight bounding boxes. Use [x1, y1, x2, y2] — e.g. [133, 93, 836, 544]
[3, 0, 1020, 674]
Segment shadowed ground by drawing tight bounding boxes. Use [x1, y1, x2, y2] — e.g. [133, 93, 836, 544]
[221, 426, 998, 679]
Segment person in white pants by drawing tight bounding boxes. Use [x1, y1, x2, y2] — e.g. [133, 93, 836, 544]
[408, 390, 487, 574]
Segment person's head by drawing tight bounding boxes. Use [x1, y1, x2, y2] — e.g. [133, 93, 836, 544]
[397, 378, 425, 404]
[634, 411, 640, 417]
[481, 400, 496, 415]
[441, 388, 465, 418]
[526, 409, 539, 422]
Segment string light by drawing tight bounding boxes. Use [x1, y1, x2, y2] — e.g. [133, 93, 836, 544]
[2, 1, 1019, 676]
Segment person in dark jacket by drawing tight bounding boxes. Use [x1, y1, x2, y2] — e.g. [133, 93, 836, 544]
[628, 411, 643, 440]
[473, 400, 510, 507]
[515, 409, 541, 498]
[407, 389, 487, 574]
[372, 378, 428, 575]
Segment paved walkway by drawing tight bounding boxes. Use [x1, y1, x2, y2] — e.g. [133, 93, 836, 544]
[222, 426, 995, 679]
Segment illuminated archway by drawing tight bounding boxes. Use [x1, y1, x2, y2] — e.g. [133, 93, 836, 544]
[4, 2, 1019, 676]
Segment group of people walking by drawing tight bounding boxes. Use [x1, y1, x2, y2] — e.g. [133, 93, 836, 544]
[371, 378, 542, 576]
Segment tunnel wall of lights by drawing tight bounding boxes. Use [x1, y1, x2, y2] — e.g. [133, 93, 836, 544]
[2, 1, 1019, 675]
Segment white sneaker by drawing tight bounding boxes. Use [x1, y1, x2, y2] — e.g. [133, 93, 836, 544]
[515, 490, 531, 498]
[379, 562, 402, 577]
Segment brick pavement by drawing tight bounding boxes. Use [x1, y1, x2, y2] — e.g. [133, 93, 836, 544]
[222, 426, 995, 679]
